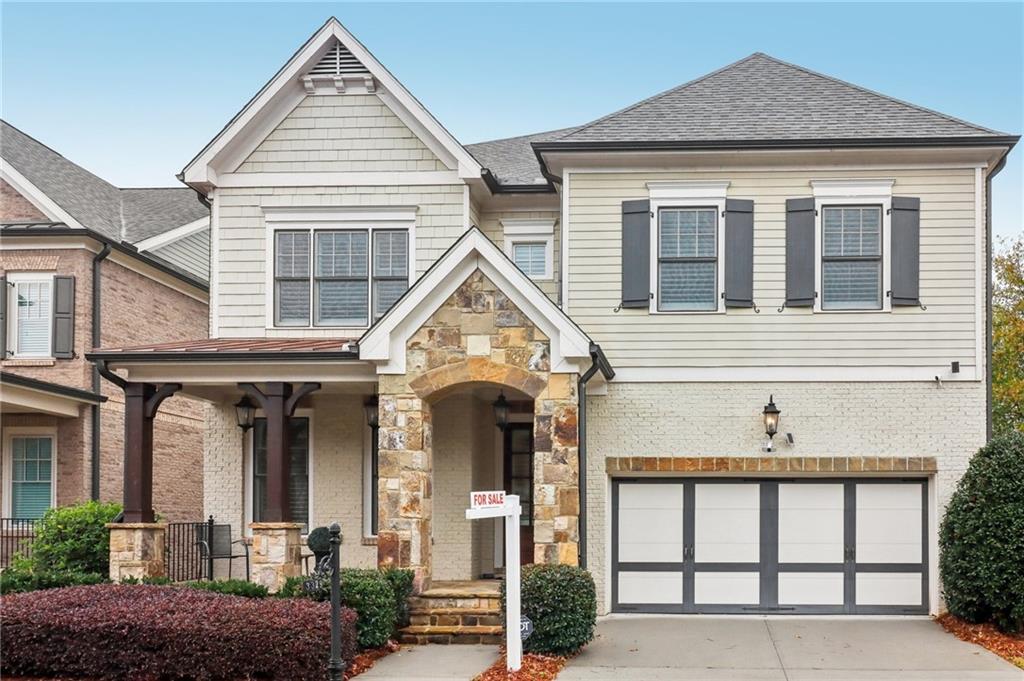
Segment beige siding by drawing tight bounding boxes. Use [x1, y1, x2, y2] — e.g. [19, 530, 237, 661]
[237, 95, 447, 174]
[567, 168, 979, 369]
[478, 209, 561, 303]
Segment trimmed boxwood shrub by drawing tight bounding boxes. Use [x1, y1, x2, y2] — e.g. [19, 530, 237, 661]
[0, 561, 107, 595]
[186, 578, 269, 598]
[502, 564, 596, 655]
[0, 584, 358, 680]
[940, 432, 1024, 633]
[383, 568, 415, 628]
[30, 500, 122, 574]
[285, 568, 398, 648]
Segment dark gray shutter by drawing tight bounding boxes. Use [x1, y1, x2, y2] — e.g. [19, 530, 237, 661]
[0, 276, 7, 358]
[621, 199, 651, 309]
[723, 199, 755, 307]
[785, 198, 816, 307]
[890, 196, 921, 306]
[52, 275, 75, 359]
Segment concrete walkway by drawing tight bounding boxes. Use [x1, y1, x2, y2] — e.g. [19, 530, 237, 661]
[358, 644, 497, 681]
[561, 616, 1024, 680]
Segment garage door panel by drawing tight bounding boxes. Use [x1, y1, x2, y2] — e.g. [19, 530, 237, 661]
[695, 484, 760, 563]
[779, 572, 844, 605]
[618, 571, 683, 605]
[618, 483, 684, 563]
[856, 573, 922, 606]
[779, 484, 844, 563]
[856, 484, 922, 564]
[694, 572, 760, 605]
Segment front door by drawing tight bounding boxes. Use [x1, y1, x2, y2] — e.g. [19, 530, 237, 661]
[503, 423, 534, 566]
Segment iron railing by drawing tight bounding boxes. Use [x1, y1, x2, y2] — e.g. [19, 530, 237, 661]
[165, 518, 212, 582]
[1, 518, 37, 568]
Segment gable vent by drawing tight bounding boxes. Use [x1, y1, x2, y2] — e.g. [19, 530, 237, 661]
[309, 40, 369, 76]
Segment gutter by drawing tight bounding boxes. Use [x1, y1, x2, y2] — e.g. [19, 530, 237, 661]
[577, 343, 614, 569]
[90, 244, 112, 500]
[985, 150, 1012, 441]
[480, 168, 557, 195]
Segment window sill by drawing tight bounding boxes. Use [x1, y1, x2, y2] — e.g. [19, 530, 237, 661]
[2, 358, 56, 367]
[361, 536, 378, 546]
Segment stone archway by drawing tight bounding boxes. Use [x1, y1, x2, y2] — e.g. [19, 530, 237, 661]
[376, 271, 579, 592]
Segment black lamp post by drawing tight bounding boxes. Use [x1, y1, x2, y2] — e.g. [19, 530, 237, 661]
[234, 395, 256, 432]
[763, 395, 781, 443]
[492, 391, 510, 431]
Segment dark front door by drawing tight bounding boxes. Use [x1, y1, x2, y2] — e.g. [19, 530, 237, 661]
[504, 423, 534, 566]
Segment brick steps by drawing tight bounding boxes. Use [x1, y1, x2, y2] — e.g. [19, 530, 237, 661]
[400, 580, 504, 645]
[399, 624, 503, 645]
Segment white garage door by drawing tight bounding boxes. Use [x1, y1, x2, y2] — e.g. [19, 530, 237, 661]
[613, 478, 927, 614]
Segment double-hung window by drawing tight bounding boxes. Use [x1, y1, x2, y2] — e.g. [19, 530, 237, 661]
[657, 207, 718, 311]
[251, 417, 310, 532]
[273, 226, 409, 328]
[6, 275, 53, 357]
[5, 434, 55, 519]
[821, 206, 883, 310]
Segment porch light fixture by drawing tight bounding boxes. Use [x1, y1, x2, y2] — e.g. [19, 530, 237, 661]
[234, 396, 256, 432]
[762, 396, 780, 449]
[492, 392, 510, 431]
[363, 395, 379, 429]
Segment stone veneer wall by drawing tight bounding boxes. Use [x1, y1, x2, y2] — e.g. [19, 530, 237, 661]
[376, 270, 580, 591]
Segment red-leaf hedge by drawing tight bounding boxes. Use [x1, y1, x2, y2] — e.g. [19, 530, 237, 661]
[1, 584, 358, 680]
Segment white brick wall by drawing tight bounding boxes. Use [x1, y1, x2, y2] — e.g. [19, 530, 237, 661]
[584, 380, 986, 613]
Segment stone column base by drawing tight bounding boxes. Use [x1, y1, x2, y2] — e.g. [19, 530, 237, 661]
[107, 523, 167, 582]
[250, 522, 303, 592]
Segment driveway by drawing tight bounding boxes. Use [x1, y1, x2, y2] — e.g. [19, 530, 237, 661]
[561, 616, 1024, 680]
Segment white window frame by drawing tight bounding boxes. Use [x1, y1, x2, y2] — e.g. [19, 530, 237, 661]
[501, 219, 555, 281]
[263, 207, 417, 330]
[811, 180, 894, 314]
[243, 408, 314, 537]
[2, 427, 57, 518]
[646, 181, 729, 315]
[5, 272, 55, 358]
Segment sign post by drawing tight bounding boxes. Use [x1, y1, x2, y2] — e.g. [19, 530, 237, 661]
[467, 490, 522, 672]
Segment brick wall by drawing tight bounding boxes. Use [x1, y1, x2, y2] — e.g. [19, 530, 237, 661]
[584, 380, 987, 613]
[0, 179, 46, 221]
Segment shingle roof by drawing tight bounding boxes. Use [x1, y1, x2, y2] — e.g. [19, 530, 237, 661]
[470, 53, 1013, 188]
[0, 121, 208, 247]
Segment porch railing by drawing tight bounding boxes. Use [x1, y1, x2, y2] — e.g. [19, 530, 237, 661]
[0, 518, 38, 568]
[166, 519, 212, 582]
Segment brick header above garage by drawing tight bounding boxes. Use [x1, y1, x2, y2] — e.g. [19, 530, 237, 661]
[605, 456, 938, 474]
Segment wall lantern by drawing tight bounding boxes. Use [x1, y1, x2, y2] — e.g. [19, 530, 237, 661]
[364, 395, 380, 429]
[492, 391, 510, 431]
[762, 395, 780, 447]
[234, 395, 256, 432]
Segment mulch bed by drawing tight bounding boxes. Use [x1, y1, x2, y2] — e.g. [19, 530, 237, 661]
[473, 648, 567, 681]
[937, 613, 1024, 669]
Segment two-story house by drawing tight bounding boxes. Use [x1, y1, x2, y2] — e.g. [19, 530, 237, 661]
[89, 18, 1016, 624]
[1, 121, 209, 528]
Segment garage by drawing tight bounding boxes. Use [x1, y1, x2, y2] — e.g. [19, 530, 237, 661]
[611, 478, 928, 614]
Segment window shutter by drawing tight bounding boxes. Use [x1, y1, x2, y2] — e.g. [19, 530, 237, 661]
[785, 198, 816, 307]
[0, 276, 7, 358]
[890, 196, 921, 306]
[52, 275, 75, 359]
[621, 199, 651, 308]
[723, 199, 755, 307]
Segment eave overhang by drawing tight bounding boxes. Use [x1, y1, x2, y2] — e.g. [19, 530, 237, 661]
[1, 372, 106, 418]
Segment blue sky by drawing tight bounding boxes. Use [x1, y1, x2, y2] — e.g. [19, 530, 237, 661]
[2, 2, 1021, 239]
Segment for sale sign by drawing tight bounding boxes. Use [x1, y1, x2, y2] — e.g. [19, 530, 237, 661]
[469, 490, 506, 510]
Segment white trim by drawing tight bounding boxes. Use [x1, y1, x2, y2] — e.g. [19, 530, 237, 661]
[182, 18, 482, 188]
[0, 382, 89, 418]
[134, 217, 209, 252]
[0, 162, 86, 230]
[974, 167, 984, 378]
[561, 172, 570, 310]
[243, 408, 314, 536]
[608, 365, 978, 383]
[106, 360, 375, 387]
[502, 219, 556, 282]
[360, 228, 592, 374]
[463, 185, 472, 232]
[2, 427, 58, 518]
[209, 190, 220, 337]
[646, 180, 731, 201]
[563, 162, 989, 174]
[812, 179, 894, 314]
[262, 206, 416, 330]
[216, 171, 462, 188]
[501, 219, 555, 236]
[5, 272, 55, 359]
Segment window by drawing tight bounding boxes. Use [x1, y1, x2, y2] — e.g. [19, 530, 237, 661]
[7, 435, 54, 519]
[821, 206, 883, 310]
[501, 219, 555, 281]
[273, 228, 408, 327]
[7, 276, 52, 356]
[252, 417, 310, 531]
[657, 208, 718, 311]
[512, 242, 547, 278]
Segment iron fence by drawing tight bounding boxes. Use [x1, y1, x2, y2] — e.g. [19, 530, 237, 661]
[1, 518, 37, 568]
[165, 518, 212, 582]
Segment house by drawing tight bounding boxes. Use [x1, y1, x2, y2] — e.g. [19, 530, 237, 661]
[87, 17, 1016, 626]
[0, 121, 210, 527]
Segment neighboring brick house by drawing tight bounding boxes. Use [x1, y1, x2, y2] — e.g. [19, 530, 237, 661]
[90, 17, 1016, 628]
[0, 121, 209, 524]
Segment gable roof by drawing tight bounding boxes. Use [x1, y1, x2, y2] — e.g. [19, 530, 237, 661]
[471, 53, 1015, 189]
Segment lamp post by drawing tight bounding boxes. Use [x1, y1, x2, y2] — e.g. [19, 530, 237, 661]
[327, 522, 344, 681]
[763, 396, 780, 451]
[492, 391, 510, 431]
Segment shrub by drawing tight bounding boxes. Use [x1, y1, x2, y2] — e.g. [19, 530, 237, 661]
[277, 575, 307, 598]
[340, 569, 397, 648]
[503, 564, 596, 655]
[0, 561, 107, 595]
[383, 568, 415, 628]
[940, 432, 1024, 633]
[30, 500, 121, 574]
[186, 578, 269, 598]
[0, 584, 358, 680]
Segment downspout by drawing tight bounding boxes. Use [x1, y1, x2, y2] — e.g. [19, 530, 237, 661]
[577, 343, 614, 569]
[985, 152, 1010, 441]
[90, 244, 112, 499]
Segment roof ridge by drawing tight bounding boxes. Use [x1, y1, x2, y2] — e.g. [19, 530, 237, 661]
[751, 52, 1005, 137]
[562, 53, 765, 140]
[466, 125, 580, 148]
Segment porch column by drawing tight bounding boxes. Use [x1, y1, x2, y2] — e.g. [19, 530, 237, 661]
[533, 375, 580, 565]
